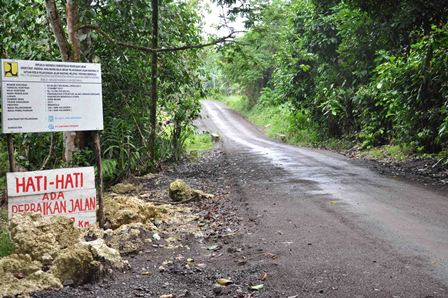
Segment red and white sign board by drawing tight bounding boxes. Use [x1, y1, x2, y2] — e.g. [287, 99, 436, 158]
[7, 167, 97, 228]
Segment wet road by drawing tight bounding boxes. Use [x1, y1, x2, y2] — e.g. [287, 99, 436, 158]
[199, 100, 448, 296]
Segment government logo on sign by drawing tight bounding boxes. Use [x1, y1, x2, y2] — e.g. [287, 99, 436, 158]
[4, 62, 18, 77]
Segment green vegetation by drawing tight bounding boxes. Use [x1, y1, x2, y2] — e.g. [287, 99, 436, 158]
[363, 145, 413, 161]
[1, 0, 447, 186]
[0, 0, 214, 183]
[212, 0, 448, 160]
[220, 95, 319, 145]
[0, 209, 14, 258]
[184, 133, 214, 154]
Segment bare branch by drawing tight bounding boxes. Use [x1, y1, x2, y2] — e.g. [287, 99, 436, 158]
[78, 24, 243, 54]
[157, 31, 243, 53]
[78, 24, 156, 53]
[45, 0, 71, 61]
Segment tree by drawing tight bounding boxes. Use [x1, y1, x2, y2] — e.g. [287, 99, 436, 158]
[148, 0, 159, 164]
[45, 0, 88, 161]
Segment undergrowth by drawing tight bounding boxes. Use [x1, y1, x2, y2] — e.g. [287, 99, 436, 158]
[218, 95, 350, 150]
[0, 208, 14, 258]
[184, 132, 214, 155]
[219, 95, 448, 163]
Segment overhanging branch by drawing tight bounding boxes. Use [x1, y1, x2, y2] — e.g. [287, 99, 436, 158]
[157, 31, 243, 52]
[79, 24, 156, 53]
[78, 24, 243, 54]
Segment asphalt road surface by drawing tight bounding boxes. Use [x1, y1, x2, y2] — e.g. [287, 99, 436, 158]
[198, 100, 448, 297]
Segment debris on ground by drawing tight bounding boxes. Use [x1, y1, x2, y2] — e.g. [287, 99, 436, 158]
[168, 179, 214, 202]
[0, 254, 61, 297]
[104, 223, 155, 255]
[83, 238, 127, 270]
[250, 284, 264, 291]
[104, 195, 157, 229]
[0, 169, 222, 297]
[216, 278, 233, 286]
[110, 182, 140, 194]
[156, 204, 204, 240]
[0, 213, 126, 297]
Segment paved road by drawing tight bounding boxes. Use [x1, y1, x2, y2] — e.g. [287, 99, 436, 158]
[199, 100, 448, 297]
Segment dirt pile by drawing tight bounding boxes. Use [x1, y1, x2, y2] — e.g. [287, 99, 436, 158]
[169, 179, 214, 202]
[0, 254, 61, 297]
[10, 213, 81, 263]
[104, 195, 157, 229]
[0, 213, 126, 297]
[110, 182, 140, 194]
[156, 204, 204, 240]
[0, 179, 216, 297]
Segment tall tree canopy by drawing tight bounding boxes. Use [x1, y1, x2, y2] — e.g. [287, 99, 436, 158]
[216, 0, 448, 153]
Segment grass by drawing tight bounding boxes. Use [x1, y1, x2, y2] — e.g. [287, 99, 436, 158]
[219, 95, 439, 161]
[185, 132, 214, 154]
[0, 208, 14, 258]
[362, 144, 447, 161]
[221, 95, 251, 113]
[248, 104, 320, 146]
[364, 145, 408, 160]
[218, 95, 338, 148]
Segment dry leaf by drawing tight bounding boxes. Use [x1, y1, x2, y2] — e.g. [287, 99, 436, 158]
[250, 284, 264, 291]
[216, 278, 233, 286]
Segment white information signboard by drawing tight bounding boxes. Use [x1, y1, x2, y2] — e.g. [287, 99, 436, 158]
[7, 167, 97, 228]
[1, 59, 103, 133]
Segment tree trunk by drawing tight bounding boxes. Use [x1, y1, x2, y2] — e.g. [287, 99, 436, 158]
[45, 0, 70, 61]
[45, 0, 86, 162]
[148, 0, 159, 165]
[66, 0, 87, 160]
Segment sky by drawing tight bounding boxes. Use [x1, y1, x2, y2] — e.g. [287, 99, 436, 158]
[201, 0, 246, 36]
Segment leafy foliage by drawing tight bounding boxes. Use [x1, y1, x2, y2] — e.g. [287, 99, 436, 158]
[1, 0, 207, 182]
[214, 0, 448, 154]
[0, 209, 14, 257]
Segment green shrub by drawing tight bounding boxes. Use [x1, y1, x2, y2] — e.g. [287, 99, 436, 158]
[184, 133, 214, 153]
[0, 209, 14, 258]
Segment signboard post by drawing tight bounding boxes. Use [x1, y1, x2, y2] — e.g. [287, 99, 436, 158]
[1, 59, 104, 227]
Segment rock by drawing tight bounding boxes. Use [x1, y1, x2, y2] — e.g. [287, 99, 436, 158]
[84, 238, 126, 270]
[104, 195, 157, 229]
[111, 183, 139, 194]
[83, 225, 105, 241]
[169, 179, 193, 202]
[169, 179, 214, 202]
[153, 233, 161, 241]
[1, 213, 125, 296]
[213, 284, 223, 295]
[49, 243, 101, 285]
[0, 254, 62, 297]
[0, 254, 41, 276]
[9, 213, 81, 262]
[210, 133, 220, 142]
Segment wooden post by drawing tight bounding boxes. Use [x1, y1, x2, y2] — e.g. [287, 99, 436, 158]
[6, 134, 16, 172]
[93, 131, 104, 228]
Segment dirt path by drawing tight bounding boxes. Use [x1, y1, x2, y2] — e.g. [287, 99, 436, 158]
[35, 101, 448, 297]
